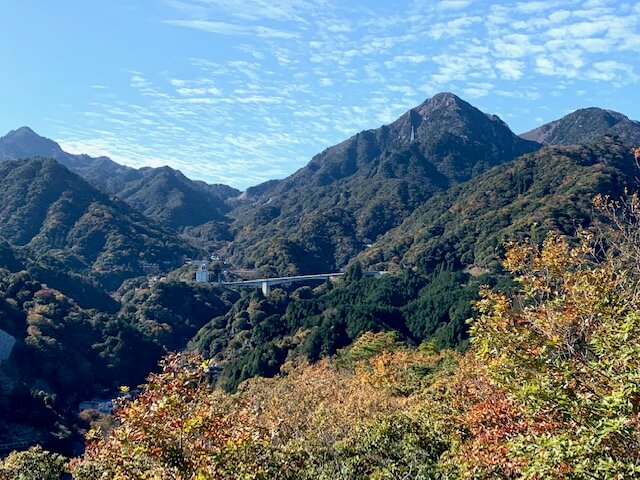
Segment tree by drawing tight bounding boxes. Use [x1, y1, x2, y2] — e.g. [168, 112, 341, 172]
[344, 261, 363, 282]
[73, 352, 269, 480]
[0, 446, 68, 480]
[467, 229, 640, 478]
[74, 336, 459, 479]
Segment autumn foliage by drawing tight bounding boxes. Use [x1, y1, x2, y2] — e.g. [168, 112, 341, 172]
[462, 229, 640, 478]
[65, 188, 640, 478]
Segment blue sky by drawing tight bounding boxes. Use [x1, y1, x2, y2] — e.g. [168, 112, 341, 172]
[1, 0, 639, 189]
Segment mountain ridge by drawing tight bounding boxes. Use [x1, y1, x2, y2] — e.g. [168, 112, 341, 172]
[359, 135, 638, 273]
[520, 107, 640, 146]
[4, 96, 640, 279]
[0, 157, 196, 290]
[225, 92, 540, 275]
[0, 128, 240, 235]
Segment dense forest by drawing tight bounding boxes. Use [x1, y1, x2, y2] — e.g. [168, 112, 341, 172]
[1, 96, 640, 478]
[360, 137, 637, 272]
[6, 201, 640, 478]
[0, 259, 238, 453]
[191, 265, 497, 392]
[225, 93, 540, 275]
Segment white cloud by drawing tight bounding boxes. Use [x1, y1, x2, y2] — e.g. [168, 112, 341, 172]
[495, 88, 541, 101]
[54, 0, 640, 188]
[170, 78, 188, 87]
[428, 15, 482, 39]
[383, 54, 429, 69]
[462, 82, 494, 98]
[387, 85, 417, 96]
[165, 19, 300, 39]
[516, 1, 561, 14]
[437, 0, 472, 10]
[492, 34, 544, 58]
[391, 54, 428, 64]
[535, 56, 583, 78]
[495, 59, 525, 80]
[165, 19, 246, 35]
[545, 20, 608, 39]
[587, 60, 638, 83]
[548, 10, 571, 23]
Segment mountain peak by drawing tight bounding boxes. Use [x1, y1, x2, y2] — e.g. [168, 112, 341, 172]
[562, 107, 629, 126]
[412, 92, 470, 117]
[4, 126, 56, 144]
[387, 92, 524, 146]
[421, 91, 463, 106]
[0, 126, 63, 161]
[521, 107, 640, 146]
[8, 126, 38, 137]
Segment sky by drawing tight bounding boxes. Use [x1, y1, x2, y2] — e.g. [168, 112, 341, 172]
[1, 0, 639, 189]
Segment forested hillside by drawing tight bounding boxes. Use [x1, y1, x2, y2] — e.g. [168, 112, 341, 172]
[360, 136, 637, 273]
[0, 259, 237, 453]
[0, 158, 195, 290]
[225, 93, 540, 275]
[190, 266, 498, 391]
[58, 212, 640, 478]
[0, 128, 239, 242]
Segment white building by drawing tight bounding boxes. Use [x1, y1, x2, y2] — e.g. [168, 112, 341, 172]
[195, 264, 209, 283]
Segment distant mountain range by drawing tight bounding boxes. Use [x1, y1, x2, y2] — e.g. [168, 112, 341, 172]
[1, 94, 640, 280]
[0, 158, 195, 290]
[2, 93, 640, 454]
[0, 127, 239, 236]
[0, 126, 135, 191]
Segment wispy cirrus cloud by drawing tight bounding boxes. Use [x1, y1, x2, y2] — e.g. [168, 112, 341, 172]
[52, 0, 640, 188]
[164, 19, 300, 39]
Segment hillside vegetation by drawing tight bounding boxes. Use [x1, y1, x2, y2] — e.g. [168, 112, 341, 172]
[0, 254, 237, 452]
[66, 210, 640, 478]
[225, 93, 540, 275]
[190, 265, 497, 392]
[360, 136, 636, 273]
[0, 158, 195, 290]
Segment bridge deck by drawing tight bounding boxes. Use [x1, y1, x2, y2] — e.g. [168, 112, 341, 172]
[220, 272, 345, 287]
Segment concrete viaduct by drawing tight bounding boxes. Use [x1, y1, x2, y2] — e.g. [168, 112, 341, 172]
[220, 271, 384, 295]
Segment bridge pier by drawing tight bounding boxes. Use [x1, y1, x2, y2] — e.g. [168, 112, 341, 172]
[261, 281, 271, 296]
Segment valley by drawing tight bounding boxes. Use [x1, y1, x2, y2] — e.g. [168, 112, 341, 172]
[1, 92, 640, 477]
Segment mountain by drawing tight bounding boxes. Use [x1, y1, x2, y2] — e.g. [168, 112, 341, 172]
[0, 158, 196, 290]
[115, 166, 237, 233]
[359, 136, 637, 273]
[0, 126, 136, 191]
[0, 127, 239, 234]
[520, 108, 640, 146]
[226, 93, 540, 275]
